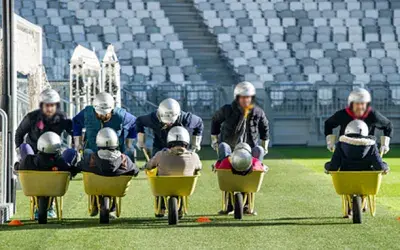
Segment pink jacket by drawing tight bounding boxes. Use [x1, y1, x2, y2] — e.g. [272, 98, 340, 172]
[215, 157, 265, 171]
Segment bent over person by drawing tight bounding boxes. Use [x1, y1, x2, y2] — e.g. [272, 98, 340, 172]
[325, 87, 393, 155]
[136, 98, 203, 156]
[15, 88, 75, 162]
[211, 81, 269, 160]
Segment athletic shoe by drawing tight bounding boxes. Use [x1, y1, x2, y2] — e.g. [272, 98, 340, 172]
[109, 212, 117, 219]
[47, 209, 57, 219]
[244, 206, 257, 216]
[34, 209, 39, 220]
[90, 205, 99, 217]
[155, 209, 166, 218]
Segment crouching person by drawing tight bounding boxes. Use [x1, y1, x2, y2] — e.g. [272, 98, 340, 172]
[78, 127, 139, 218]
[144, 126, 202, 217]
[325, 120, 389, 173]
[215, 142, 268, 215]
[15, 132, 78, 219]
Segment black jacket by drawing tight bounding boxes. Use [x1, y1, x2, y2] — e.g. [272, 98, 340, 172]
[324, 108, 393, 137]
[211, 101, 269, 148]
[325, 135, 388, 172]
[15, 109, 73, 152]
[78, 152, 139, 176]
[17, 152, 78, 175]
[136, 111, 203, 150]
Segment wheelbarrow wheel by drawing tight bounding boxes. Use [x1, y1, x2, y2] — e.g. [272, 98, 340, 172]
[168, 196, 178, 225]
[234, 193, 243, 220]
[100, 196, 110, 224]
[352, 195, 362, 224]
[38, 196, 49, 224]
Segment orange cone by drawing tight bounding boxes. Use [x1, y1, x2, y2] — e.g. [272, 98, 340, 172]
[196, 217, 211, 223]
[8, 220, 23, 226]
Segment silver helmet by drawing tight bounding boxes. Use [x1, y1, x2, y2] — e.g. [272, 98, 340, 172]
[93, 92, 115, 115]
[231, 149, 252, 172]
[348, 88, 371, 105]
[167, 126, 190, 145]
[157, 98, 181, 124]
[96, 127, 119, 148]
[345, 119, 369, 137]
[37, 132, 62, 154]
[234, 81, 256, 99]
[234, 142, 252, 154]
[39, 89, 61, 104]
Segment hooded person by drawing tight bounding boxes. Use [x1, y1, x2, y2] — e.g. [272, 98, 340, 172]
[144, 126, 202, 218]
[211, 81, 269, 161]
[215, 142, 268, 216]
[78, 127, 139, 218]
[325, 87, 392, 155]
[15, 89, 75, 162]
[72, 92, 137, 160]
[325, 120, 389, 173]
[136, 98, 204, 156]
[15, 131, 79, 219]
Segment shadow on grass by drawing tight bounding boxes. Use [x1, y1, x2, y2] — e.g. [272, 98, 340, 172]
[0, 216, 350, 231]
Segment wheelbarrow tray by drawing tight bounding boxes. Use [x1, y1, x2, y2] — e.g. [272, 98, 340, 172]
[330, 171, 383, 195]
[148, 175, 199, 197]
[83, 172, 133, 197]
[216, 170, 265, 193]
[18, 171, 71, 197]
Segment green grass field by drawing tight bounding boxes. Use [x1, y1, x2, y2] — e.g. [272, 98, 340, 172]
[1, 147, 399, 249]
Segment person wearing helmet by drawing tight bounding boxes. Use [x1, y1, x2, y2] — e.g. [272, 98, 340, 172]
[211, 82, 269, 160]
[325, 120, 389, 173]
[78, 128, 139, 218]
[15, 89, 74, 161]
[144, 126, 202, 218]
[215, 142, 267, 215]
[325, 87, 393, 155]
[136, 98, 204, 156]
[72, 92, 137, 159]
[15, 132, 78, 219]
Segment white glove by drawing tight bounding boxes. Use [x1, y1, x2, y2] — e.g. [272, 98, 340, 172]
[261, 140, 269, 154]
[380, 136, 390, 155]
[125, 138, 134, 149]
[137, 133, 146, 149]
[191, 135, 202, 151]
[211, 135, 218, 151]
[326, 134, 337, 152]
[74, 136, 83, 152]
[16, 147, 21, 161]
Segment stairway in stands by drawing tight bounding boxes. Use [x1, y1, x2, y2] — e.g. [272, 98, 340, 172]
[155, 0, 237, 86]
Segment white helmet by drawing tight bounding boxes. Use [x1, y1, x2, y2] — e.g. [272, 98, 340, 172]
[234, 142, 252, 154]
[348, 88, 371, 106]
[231, 149, 252, 172]
[345, 120, 369, 137]
[96, 127, 119, 148]
[37, 132, 62, 154]
[167, 126, 190, 145]
[39, 89, 60, 104]
[157, 98, 181, 124]
[93, 92, 115, 115]
[234, 81, 256, 99]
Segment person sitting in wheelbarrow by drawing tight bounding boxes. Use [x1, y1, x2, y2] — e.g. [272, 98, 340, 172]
[215, 142, 267, 215]
[15, 131, 79, 219]
[325, 120, 389, 217]
[78, 127, 139, 218]
[324, 119, 389, 173]
[144, 126, 202, 217]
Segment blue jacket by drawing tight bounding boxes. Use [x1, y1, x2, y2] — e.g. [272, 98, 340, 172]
[325, 135, 388, 172]
[136, 111, 203, 150]
[72, 106, 137, 152]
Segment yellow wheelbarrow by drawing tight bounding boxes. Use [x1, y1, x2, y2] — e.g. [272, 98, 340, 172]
[18, 171, 71, 224]
[146, 169, 200, 225]
[82, 172, 133, 224]
[216, 169, 266, 219]
[329, 171, 383, 224]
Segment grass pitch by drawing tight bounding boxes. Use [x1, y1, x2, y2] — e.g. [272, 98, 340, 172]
[1, 147, 399, 249]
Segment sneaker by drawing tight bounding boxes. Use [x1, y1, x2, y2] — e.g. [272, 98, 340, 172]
[109, 212, 117, 219]
[90, 205, 99, 217]
[155, 209, 166, 218]
[178, 210, 184, 219]
[47, 209, 57, 219]
[244, 206, 257, 216]
[34, 209, 39, 220]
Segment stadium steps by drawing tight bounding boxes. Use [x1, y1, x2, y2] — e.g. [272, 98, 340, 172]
[157, 0, 237, 86]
